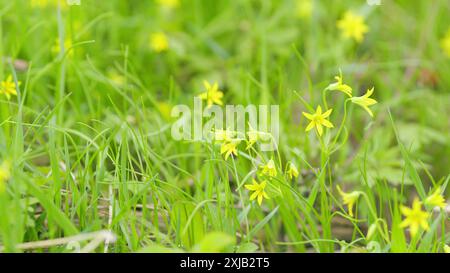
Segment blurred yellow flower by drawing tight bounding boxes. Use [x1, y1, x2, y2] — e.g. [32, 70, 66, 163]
[0, 161, 11, 194]
[400, 198, 430, 238]
[156, 101, 173, 121]
[260, 159, 277, 177]
[444, 245, 450, 253]
[150, 32, 169, 53]
[350, 87, 377, 117]
[0, 75, 20, 100]
[198, 80, 224, 108]
[337, 185, 361, 217]
[107, 69, 126, 86]
[425, 187, 446, 209]
[440, 28, 450, 58]
[326, 70, 352, 97]
[286, 162, 299, 179]
[220, 139, 240, 160]
[245, 179, 269, 206]
[52, 38, 73, 57]
[302, 105, 333, 136]
[296, 0, 313, 19]
[156, 0, 180, 9]
[337, 11, 369, 43]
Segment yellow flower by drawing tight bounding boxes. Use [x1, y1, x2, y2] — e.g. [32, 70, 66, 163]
[337, 185, 361, 217]
[0, 75, 20, 100]
[213, 129, 236, 143]
[0, 161, 11, 194]
[400, 198, 430, 238]
[302, 105, 334, 136]
[440, 28, 450, 58]
[350, 87, 377, 117]
[444, 245, 450, 253]
[107, 69, 126, 86]
[198, 80, 224, 108]
[245, 179, 269, 206]
[260, 159, 277, 177]
[296, 0, 312, 19]
[52, 38, 73, 57]
[156, 0, 180, 9]
[246, 123, 266, 150]
[220, 139, 240, 160]
[424, 187, 446, 209]
[326, 70, 352, 97]
[286, 162, 299, 179]
[337, 11, 369, 43]
[150, 32, 169, 53]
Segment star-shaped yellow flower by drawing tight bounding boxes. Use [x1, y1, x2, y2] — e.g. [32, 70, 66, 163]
[326, 70, 353, 97]
[198, 81, 224, 108]
[400, 198, 430, 238]
[286, 162, 299, 179]
[424, 187, 446, 209]
[220, 139, 240, 160]
[150, 32, 169, 53]
[260, 159, 277, 177]
[440, 28, 450, 58]
[302, 105, 334, 136]
[0, 75, 20, 100]
[337, 11, 369, 43]
[337, 185, 361, 217]
[350, 87, 377, 117]
[245, 179, 269, 206]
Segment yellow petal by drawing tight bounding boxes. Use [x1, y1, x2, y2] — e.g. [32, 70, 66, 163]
[322, 108, 333, 118]
[302, 112, 314, 120]
[250, 191, 258, 201]
[316, 123, 323, 136]
[305, 121, 315, 132]
[321, 119, 334, 128]
[203, 80, 211, 90]
[316, 105, 322, 115]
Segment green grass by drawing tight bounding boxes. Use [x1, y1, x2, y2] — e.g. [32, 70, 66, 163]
[0, 0, 449, 253]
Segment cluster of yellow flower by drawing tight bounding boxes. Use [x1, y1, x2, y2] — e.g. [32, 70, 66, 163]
[196, 80, 301, 206]
[399, 189, 446, 237]
[245, 159, 299, 206]
[0, 75, 20, 100]
[338, 184, 447, 238]
[303, 71, 377, 137]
